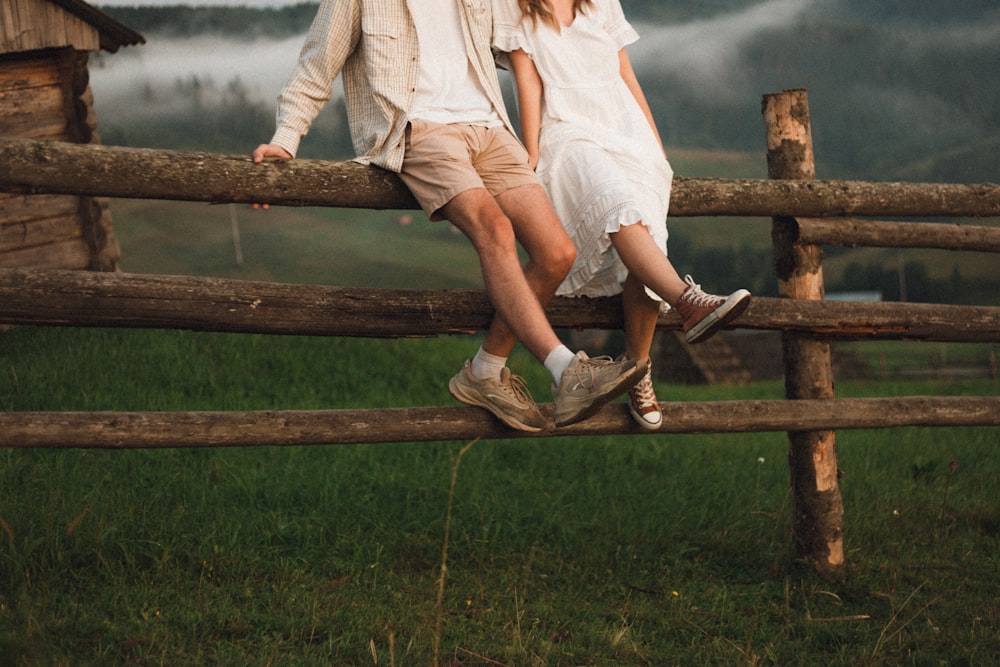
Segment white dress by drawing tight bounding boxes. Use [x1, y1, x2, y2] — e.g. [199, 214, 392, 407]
[493, 0, 674, 299]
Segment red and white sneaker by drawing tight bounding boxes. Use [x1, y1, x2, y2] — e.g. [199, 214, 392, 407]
[620, 356, 661, 430]
[675, 275, 751, 344]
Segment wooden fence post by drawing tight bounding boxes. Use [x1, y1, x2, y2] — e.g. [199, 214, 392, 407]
[763, 89, 845, 577]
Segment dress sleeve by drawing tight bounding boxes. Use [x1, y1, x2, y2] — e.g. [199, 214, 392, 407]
[492, 0, 533, 56]
[603, 0, 640, 50]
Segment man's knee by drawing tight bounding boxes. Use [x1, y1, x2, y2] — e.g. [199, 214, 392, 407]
[558, 235, 577, 271]
[468, 207, 519, 254]
[542, 235, 576, 281]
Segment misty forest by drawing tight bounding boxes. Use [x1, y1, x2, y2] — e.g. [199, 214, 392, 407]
[90, 0, 1000, 303]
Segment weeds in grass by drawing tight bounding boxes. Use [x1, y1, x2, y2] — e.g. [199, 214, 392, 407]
[937, 458, 958, 526]
[433, 439, 477, 666]
[1, 327, 998, 664]
[0, 513, 13, 543]
[870, 581, 943, 659]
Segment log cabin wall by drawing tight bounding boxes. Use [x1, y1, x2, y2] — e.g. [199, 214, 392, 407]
[0, 0, 143, 272]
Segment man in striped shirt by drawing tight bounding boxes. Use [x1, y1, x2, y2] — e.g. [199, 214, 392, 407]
[253, 0, 645, 430]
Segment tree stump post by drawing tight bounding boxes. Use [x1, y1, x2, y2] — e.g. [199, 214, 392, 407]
[763, 89, 845, 577]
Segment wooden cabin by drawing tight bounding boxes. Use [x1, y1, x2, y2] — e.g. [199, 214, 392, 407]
[0, 0, 143, 271]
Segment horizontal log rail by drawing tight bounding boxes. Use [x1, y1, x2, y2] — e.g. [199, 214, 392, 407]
[2, 268, 999, 342]
[2, 137, 1000, 218]
[2, 397, 998, 448]
[795, 217, 1000, 251]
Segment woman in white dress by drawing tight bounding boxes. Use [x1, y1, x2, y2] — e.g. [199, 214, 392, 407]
[493, 0, 752, 429]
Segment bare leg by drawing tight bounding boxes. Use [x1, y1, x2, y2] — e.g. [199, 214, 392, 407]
[482, 183, 576, 357]
[610, 222, 687, 305]
[443, 186, 645, 429]
[622, 272, 660, 363]
[614, 224, 668, 430]
[612, 220, 751, 346]
[440, 186, 572, 363]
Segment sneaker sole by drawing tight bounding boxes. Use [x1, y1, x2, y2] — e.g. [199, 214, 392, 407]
[685, 291, 752, 344]
[554, 362, 647, 428]
[448, 377, 547, 432]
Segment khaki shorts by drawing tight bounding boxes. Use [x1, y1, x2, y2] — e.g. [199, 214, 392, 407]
[399, 119, 539, 220]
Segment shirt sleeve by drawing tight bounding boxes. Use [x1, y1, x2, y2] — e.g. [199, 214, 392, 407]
[492, 0, 534, 61]
[271, 0, 359, 157]
[603, 0, 639, 50]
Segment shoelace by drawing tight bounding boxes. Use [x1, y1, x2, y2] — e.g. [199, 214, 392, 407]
[629, 370, 658, 409]
[503, 373, 535, 404]
[567, 355, 616, 389]
[681, 275, 723, 308]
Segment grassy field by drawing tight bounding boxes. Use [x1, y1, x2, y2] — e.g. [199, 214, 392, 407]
[108, 199, 485, 290]
[1, 325, 998, 665]
[3, 169, 998, 664]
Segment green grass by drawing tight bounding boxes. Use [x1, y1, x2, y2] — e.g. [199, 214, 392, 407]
[4, 150, 998, 663]
[2, 326, 998, 665]
[110, 199, 485, 290]
[834, 340, 997, 380]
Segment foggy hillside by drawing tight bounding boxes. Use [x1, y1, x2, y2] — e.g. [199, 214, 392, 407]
[93, 0, 1000, 182]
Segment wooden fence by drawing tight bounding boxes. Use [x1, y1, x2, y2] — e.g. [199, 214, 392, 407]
[2, 90, 999, 576]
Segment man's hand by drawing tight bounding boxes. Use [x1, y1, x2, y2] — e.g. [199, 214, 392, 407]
[252, 144, 292, 164]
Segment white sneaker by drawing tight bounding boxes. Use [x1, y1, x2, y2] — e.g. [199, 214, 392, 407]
[449, 361, 547, 432]
[552, 352, 646, 427]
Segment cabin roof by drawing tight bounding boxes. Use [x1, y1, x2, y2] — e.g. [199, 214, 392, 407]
[46, 0, 145, 53]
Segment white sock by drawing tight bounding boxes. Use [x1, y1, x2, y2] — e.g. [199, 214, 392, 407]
[544, 345, 577, 387]
[470, 347, 507, 382]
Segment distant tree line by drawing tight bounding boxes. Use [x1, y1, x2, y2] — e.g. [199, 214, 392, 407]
[837, 0, 1000, 24]
[100, 1, 777, 34]
[621, 0, 761, 23]
[832, 256, 997, 306]
[97, 74, 353, 159]
[100, 3, 319, 39]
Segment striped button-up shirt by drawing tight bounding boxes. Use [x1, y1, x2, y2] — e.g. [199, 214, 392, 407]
[270, 0, 515, 173]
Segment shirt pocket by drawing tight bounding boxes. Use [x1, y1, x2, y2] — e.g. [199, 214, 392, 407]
[360, 12, 402, 38]
[360, 14, 403, 74]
